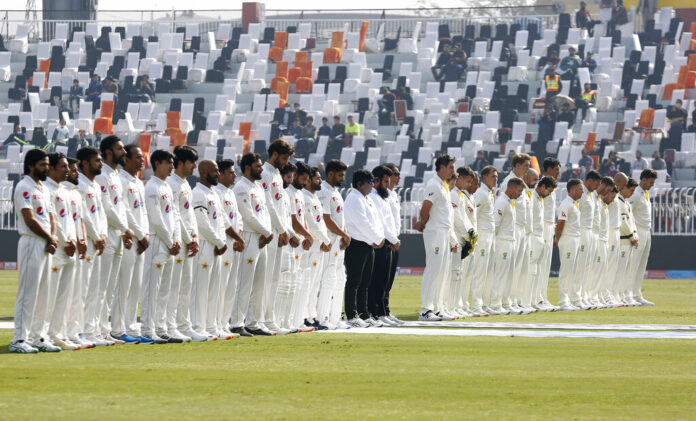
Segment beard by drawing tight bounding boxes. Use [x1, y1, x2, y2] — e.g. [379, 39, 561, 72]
[35, 170, 48, 181]
[377, 185, 389, 199]
[252, 170, 262, 180]
[67, 176, 78, 186]
[292, 180, 304, 190]
[313, 182, 321, 191]
[206, 174, 218, 185]
[92, 165, 102, 175]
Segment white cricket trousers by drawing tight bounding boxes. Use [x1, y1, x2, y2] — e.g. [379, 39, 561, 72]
[536, 222, 555, 305]
[140, 236, 173, 337]
[607, 228, 621, 299]
[471, 231, 495, 310]
[574, 228, 595, 304]
[220, 239, 241, 331]
[289, 247, 310, 329]
[420, 228, 451, 313]
[170, 248, 195, 333]
[511, 225, 528, 306]
[490, 238, 515, 309]
[111, 244, 143, 337]
[525, 233, 545, 307]
[83, 242, 104, 337]
[317, 241, 341, 324]
[14, 236, 49, 343]
[459, 252, 474, 311]
[66, 257, 85, 339]
[448, 251, 463, 311]
[307, 245, 329, 322]
[262, 238, 283, 326]
[557, 235, 580, 306]
[591, 239, 609, 301]
[275, 244, 297, 329]
[617, 243, 634, 299]
[190, 240, 221, 334]
[630, 227, 651, 300]
[230, 231, 267, 329]
[47, 247, 76, 341]
[329, 251, 347, 324]
[99, 230, 123, 336]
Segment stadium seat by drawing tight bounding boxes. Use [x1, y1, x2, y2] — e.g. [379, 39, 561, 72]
[94, 100, 115, 134]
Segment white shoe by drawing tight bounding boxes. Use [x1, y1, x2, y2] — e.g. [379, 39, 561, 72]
[435, 311, 454, 321]
[503, 306, 520, 315]
[418, 311, 442, 321]
[31, 338, 61, 352]
[547, 304, 560, 312]
[558, 303, 578, 312]
[222, 327, 241, 338]
[84, 334, 111, 347]
[366, 317, 384, 327]
[482, 306, 495, 314]
[182, 330, 208, 342]
[636, 297, 654, 306]
[442, 310, 458, 320]
[335, 320, 351, 329]
[9, 340, 38, 354]
[378, 316, 397, 326]
[71, 335, 94, 349]
[519, 305, 534, 315]
[347, 317, 369, 328]
[471, 308, 488, 317]
[573, 302, 589, 311]
[54, 339, 80, 350]
[624, 297, 640, 306]
[171, 329, 192, 343]
[102, 335, 120, 345]
[387, 314, 405, 325]
[275, 326, 292, 335]
[264, 321, 283, 333]
[491, 306, 508, 315]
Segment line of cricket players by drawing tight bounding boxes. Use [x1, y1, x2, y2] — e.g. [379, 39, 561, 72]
[417, 153, 657, 321]
[9, 136, 404, 353]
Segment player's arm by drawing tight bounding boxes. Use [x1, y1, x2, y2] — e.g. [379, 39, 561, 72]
[415, 200, 433, 232]
[554, 220, 565, 248]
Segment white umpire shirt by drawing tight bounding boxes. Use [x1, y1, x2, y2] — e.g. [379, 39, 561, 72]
[344, 189, 384, 246]
[369, 189, 399, 245]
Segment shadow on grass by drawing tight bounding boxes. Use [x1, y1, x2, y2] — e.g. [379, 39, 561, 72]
[0, 343, 10, 354]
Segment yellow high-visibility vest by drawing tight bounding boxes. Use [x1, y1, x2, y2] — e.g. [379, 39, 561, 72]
[545, 75, 560, 92]
[582, 90, 595, 102]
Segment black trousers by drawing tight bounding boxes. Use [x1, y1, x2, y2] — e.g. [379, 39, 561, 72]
[344, 240, 374, 320]
[367, 243, 392, 318]
[385, 248, 399, 316]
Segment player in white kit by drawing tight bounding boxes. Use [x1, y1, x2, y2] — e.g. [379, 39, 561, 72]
[525, 175, 556, 311]
[537, 158, 561, 311]
[10, 149, 59, 353]
[617, 178, 639, 305]
[574, 171, 601, 310]
[587, 176, 616, 308]
[592, 185, 617, 307]
[448, 167, 476, 318]
[555, 179, 584, 311]
[628, 169, 657, 306]
[471, 166, 499, 316]
[605, 173, 628, 306]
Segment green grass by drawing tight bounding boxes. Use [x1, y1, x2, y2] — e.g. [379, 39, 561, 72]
[1, 271, 695, 419]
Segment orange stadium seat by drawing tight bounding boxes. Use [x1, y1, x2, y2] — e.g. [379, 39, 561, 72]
[93, 100, 114, 134]
[295, 77, 313, 93]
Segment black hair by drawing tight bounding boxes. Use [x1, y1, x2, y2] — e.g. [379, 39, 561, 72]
[150, 149, 174, 171]
[585, 170, 601, 181]
[48, 152, 67, 168]
[456, 166, 473, 178]
[76, 146, 100, 171]
[600, 176, 615, 188]
[384, 162, 399, 174]
[352, 169, 373, 188]
[537, 176, 557, 189]
[267, 139, 295, 158]
[296, 161, 311, 178]
[24, 149, 48, 175]
[240, 153, 261, 174]
[173, 145, 198, 168]
[67, 157, 78, 166]
[480, 165, 498, 177]
[567, 178, 582, 190]
[543, 157, 560, 172]
[217, 159, 235, 173]
[372, 165, 393, 179]
[99, 135, 121, 158]
[124, 144, 140, 159]
[280, 162, 297, 176]
[640, 168, 658, 180]
[308, 166, 319, 178]
[434, 153, 456, 172]
[626, 178, 639, 188]
[325, 159, 347, 175]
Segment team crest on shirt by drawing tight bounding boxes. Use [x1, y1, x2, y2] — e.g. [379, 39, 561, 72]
[467, 206, 474, 213]
[36, 206, 44, 215]
[452, 203, 458, 208]
[435, 247, 439, 254]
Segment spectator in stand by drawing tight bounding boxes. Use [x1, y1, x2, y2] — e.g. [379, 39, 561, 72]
[608, 0, 628, 36]
[651, 151, 666, 170]
[397, 86, 414, 110]
[72, 130, 91, 148]
[544, 67, 562, 101]
[502, 150, 516, 173]
[632, 150, 649, 171]
[452, 43, 467, 69]
[471, 150, 490, 173]
[378, 87, 397, 114]
[431, 43, 452, 81]
[291, 119, 303, 139]
[331, 115, 345, 140]
[4, 124, 27, 147]
[578, 161, 592, 179]
[103, 76, 119, 103]
[85, 73, 103, 113]
[538, 51, 560, 72]
[345, 115, 361, 137]
[667, 99, 688, 131]
[558, 47, 581, 80]
[558, 103, 576, 129]
[600, 150, 626, 175]
[69, 79, 83, 115]
[294, 102, 308, 126]
[318, 117, 332, 138]
[577, 82, 596, 121]
[52, 119, 70, 143]
[301, 116, 317, 140]
[582, 52, 597, 74]
[560, 162, 575, 182]
[137, 75, 155, 102]
[533, 104, 557, 159]
[607, 161, 618, 176]
[576, 1, 600, 36]
[579, 149, 593, 169]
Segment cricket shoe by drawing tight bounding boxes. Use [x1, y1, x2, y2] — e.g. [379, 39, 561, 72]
[499, 306, 516, 315]
[573, 302, 590, 311]
[158, 333, 184, 344]
[267, 323, 291, 335]
[387, 314, 405, 325]
[434, 311, 454, 321]
[298, 325, 316, 333]
[378, 316, 398, 326]
[54, 339, 80, 350]
[470, 308, 489, 317]
[135, 336, 155, 344]
[624, 297, 640, 307]
[9, 340, 38, 354]
[418, 310, 442, 321]
[222, 327, 241, 339]
[311, 320, 329, 331]
[558, 303, 578, 311]
[246, 326, 275, 336]
[72, 335, 94, 349]
[347, 317, 370, 327]
[141, 334, 168, 344]
[103, 335, 122, 345]
[230, 327, 254, 337]
[482, 306, 496, 315]
[170, 329, 192, 343]
[636, 297, 654, 306]
[335, 320, 351, 329]
[31, 338, 61, 352]
[111, 333, 140, 345]
[364, 317, 384, 327]
[215, 330, 233, 340]
[318, 322, 338, 330]
[180, 330, 207, 342]
[518, 305, 535, 315]
[83, 334, 111, 347]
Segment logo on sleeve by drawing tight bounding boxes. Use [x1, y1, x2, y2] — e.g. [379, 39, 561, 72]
[101, 185, 107, 193]
[113, 196, 118, 205]
[467, 206, 474, 213]
[184, 201, 190, 209]
[255, 204, 262, 213]
[561, 211, 566, 217]
[497, 209, 502, 215]
[58, 208, 66, 217]
[274, 192, 281, 201]
[315, 214, 321, 222]
[336, 205, 342, 213]
[165, 205, 170, 213]
[297, 208, 302, 217]
[36, 206, 44, 215]
[72, 212, 78, 221]
[229, 211, 234, 219]
[262, 182, 268, 190]
[212, 211, 217, 219]
[133, 200, 139, 209]
[90, 205, 97, 213]
[22, 191, 29, 200]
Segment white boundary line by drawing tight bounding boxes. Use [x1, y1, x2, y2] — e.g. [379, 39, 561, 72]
[401, 321, 696, 331]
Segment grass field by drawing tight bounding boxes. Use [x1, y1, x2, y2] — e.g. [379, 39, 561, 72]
[1, 271, 695, 419]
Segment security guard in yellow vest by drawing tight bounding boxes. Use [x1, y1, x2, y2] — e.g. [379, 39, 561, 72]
[578, 82, 596, 120]
[544, 68, 562, 101]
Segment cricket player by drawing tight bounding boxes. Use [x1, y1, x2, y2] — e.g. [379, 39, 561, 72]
[141, 150, 180, 344]
[525, 175, 556, 310]
[63, 158, 93, 349]
[343, 169, 382, 328]
[555, 178, 583, 311]
[415, 154, 458, 321]
[77, 146, 110, 346]
[537, 158, 561, 311]
[587, 176, 616, 307]
[383, 162, 404, 326]
[44, 152, 79, 350]
[490, 177, 524, 314]
[167, 146, 201, 342]
[628, 169, 657, 306]
[317, 160, 351, 329]
[191, 160, 229, 340]
[213, 159, 245, 338]
[95, 136, 133, 343]
[260, 140, 295, 334]
[606, 173, 628, 306]
[286, 162, 315, 332]
[368, 165, 399, 327]
[302, 166, 332, 329]
[10, 149, 59, 353]
[617, 178, 639, 305]
[232, 153, 274, 337]
[460, 171, 479, 316]
[113, 145, 153, 344]
[499, 153, 532, 314]
[593, 185, 617, 307]
[575, 170, 601, 309]
[471, 165, 498, 316]
[448, 167, 476, 318]
[276, 162, 302, 331]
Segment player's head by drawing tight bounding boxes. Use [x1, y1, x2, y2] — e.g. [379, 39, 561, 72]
[76, 146, 103, 177]
[294, 161, 312, 190]
[512, 153, 531, 176]
[543, 157, 561, 179]
[325, 159, 347, 188]
[505, 177, 525, 199]
[123, 144, 145, 175]
[267, 139, 295, 169]
[150, 149, 174, 178]
[639, 168, 658, 190]
[480, 165, 499, 189]
[280, 162, 296, 188]
[535, 175, 557, 198]
[173, 145, 198, 177]
[48, 152, 69, 183]
[566, 178, 583, 200]
[217, 159, 236, 187]
[240, 153, 263, 180]
[198, 160, 219, 186]
[584, 170, 601, 191]
[99, 135, 125, 166]
[24, 149, 49, 180]
[434, 154, 456, 179]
